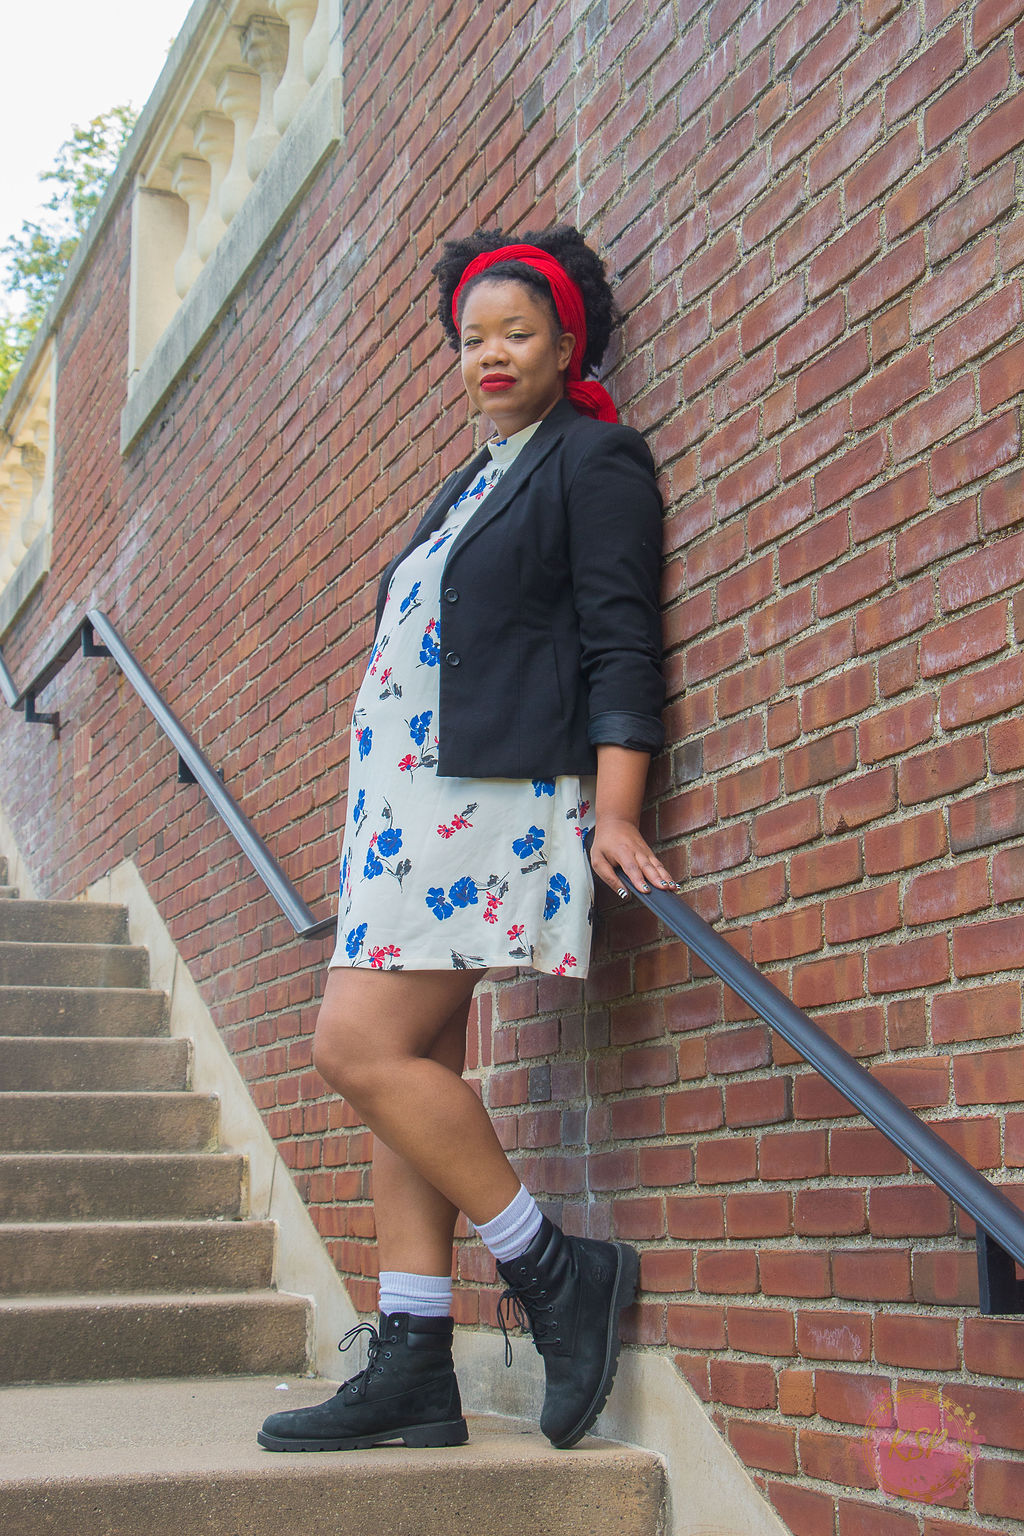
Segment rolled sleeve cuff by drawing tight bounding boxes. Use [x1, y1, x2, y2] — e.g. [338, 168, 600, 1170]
[588, 710, 665, 754]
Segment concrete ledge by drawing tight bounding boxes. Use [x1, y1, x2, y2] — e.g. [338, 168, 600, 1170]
[453, 1330, 788, 1536]
[0, 1378, 665, 1536]
[120, 73, 343, 452]
[0, 530, 49, 644]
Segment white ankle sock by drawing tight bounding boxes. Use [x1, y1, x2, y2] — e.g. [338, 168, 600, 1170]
[475, 1184, 544, 1263]
[378, 1271, 452, 1318]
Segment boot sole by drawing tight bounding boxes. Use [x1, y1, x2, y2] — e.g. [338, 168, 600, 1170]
[257, 1417, 469, 1452]
[550, 1242, 639, 1450]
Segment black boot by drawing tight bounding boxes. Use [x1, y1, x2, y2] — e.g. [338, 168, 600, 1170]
[257, 1313, 468, 1451]
[496, 1216, 639, 1449]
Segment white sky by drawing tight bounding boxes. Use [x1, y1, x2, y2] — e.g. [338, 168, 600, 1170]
[1, 0, 196, 251]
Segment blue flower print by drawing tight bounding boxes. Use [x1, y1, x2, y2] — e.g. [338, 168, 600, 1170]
[543, 872, 571, 921]
[427, 527, 456, 558]
[512, 826, 546, 860]
[357, 726, 373, 760]
[399, 582, 421, 623]
[377, 827, 403, 857]
[352, 789, 365, 824]
[426, 886, 454, 920]
[454, 473, 488, 508]
[345, 923, 367, 959]
[448, 876, 479, 909]
[364, 844, 383, 879]
[339, 851, 349, 896]
[532, 779, 555, 797]
[409, 711, 433, 746]
[419, 622, 440, 667]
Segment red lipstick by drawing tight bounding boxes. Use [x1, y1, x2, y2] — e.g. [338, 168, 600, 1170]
[481, 374, 516, 392]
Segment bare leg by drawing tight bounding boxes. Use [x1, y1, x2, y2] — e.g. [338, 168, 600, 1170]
[372, 994, 471, 1275]
[313, 968, 521, 1237]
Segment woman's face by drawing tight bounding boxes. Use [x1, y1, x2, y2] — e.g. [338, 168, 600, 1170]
[458, 278, 575, 436]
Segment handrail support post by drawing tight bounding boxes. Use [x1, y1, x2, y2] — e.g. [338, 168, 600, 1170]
[976, 1228, 1024, 1315]
[81, 622, 110, 660]
[23, 690, 59, 736]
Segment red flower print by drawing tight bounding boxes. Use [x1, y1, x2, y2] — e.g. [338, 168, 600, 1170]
[507, 924, 525, 940]
[483, 908, 498, 924]
[369, 944, 401, 969]
[399, 754, 417, 773]
[553, 952, 578, 975]
[437, 824, 455, 838]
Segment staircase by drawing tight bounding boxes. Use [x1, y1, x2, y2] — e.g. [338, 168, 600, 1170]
[0, 864, 666, 1535]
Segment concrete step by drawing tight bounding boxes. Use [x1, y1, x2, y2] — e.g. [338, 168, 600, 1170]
[0, 1036, 189, 1091]
[0, 941, 149, 989]
[0, 1379, 666, 1536]
[0, 1152, 247, 1221]
[0, 1292, 311, 1384]
[0, 885, 19, 899]
[0, 900, 128, 945]
[0, 1092, 219, 1152]
[0, 984, 168, 1037]
[0, 1219, 276, 1294]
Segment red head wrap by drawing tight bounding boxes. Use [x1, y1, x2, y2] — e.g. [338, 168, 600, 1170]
[451, 243, 618, 424]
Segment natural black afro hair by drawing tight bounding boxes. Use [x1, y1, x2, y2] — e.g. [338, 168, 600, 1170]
[432, 225, 619, 378]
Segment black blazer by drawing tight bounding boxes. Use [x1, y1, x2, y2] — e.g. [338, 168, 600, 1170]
[374, 398, 665, 779]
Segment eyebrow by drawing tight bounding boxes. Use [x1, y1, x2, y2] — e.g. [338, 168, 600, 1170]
[462, 314, 535, 331]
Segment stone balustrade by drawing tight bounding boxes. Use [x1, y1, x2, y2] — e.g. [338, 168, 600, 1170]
[130, 0, 336, 374]
[0, 345, 54, 624]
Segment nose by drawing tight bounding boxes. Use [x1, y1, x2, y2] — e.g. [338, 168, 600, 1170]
[480, 333, 509, 365]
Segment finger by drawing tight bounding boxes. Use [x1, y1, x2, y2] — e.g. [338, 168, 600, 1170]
[633, 847, 678, 890]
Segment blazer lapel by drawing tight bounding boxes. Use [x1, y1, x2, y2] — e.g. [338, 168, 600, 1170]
[375, 451, 488, 631]
[412, 452, 491, 543]
[444, 403, 573, 564]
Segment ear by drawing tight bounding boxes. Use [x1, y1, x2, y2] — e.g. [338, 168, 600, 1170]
[557, 331, 576, 371]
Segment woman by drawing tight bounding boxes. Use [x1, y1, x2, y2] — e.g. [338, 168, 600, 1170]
[258, 226, 675, 1455]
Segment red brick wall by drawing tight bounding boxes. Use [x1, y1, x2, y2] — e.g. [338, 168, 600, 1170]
[2, 1, 1024, 1530]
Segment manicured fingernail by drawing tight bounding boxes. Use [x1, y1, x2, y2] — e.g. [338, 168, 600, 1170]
[617, 888, 628, 900]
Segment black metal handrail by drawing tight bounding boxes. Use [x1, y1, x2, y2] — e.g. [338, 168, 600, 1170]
[1, 609, 336, 941]
[4, 610, 1021, 1311]
[625, 879, 1024, 1314]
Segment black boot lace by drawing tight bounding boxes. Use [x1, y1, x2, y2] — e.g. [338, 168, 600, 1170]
[496, 1277, 560, 1367]
[334, 1320, 395, 1399]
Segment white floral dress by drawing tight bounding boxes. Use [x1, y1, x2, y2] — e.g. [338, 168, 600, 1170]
[330, 421, 597, 976]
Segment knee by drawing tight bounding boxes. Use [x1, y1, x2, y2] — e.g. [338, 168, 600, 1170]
[312, 1007, 380, 1107]
[312, 1022, 359, 1099]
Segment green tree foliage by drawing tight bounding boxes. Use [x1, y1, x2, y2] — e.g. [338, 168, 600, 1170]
[1, 105, 137, 400]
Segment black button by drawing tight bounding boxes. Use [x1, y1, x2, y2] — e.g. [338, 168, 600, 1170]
[445, 651, 461, 666]
[443, 587, 459, 603]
